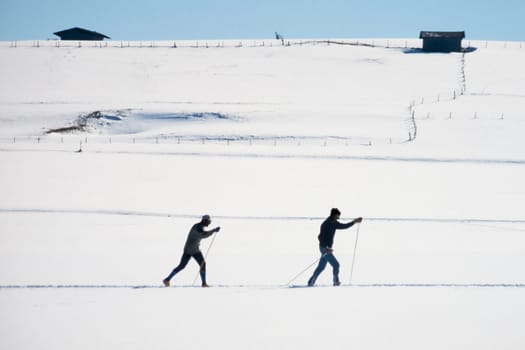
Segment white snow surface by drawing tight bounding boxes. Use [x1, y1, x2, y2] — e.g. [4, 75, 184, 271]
[1, 39, 525, 349]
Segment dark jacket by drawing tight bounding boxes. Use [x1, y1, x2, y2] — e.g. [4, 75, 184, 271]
[318, 217, 355, 248]
[183, 222, 215, 255]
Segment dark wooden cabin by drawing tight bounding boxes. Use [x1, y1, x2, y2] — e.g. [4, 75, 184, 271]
[54, 27, 110, 41]
[419, 31, 465, 52]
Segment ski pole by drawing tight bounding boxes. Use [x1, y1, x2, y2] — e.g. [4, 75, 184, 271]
[192, 231, 218, 285]
[285, 253, 326, 286]
[349, 223, 361, 285]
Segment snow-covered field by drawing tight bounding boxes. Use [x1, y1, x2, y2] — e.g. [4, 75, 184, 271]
[1, 39, 525, 349]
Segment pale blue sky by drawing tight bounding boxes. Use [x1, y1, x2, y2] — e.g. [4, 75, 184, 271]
[1, 0, 524, 41]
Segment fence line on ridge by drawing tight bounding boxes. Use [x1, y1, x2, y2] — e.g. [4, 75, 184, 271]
[3, 39, 523, 50]
[0, 134, 406, 148]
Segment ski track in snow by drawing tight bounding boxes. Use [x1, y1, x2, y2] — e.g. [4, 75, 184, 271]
[1, 208, 524, 224]
[94, 150, 525, 165]
[1, 283, 524, 290]
[1, 146, 524, 165]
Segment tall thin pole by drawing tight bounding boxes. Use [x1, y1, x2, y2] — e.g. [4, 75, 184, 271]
[203, 231, 218, 261]
[349, 223, 361, 285]
[192, 232, 218, 285]
[285, 254, 326, 286]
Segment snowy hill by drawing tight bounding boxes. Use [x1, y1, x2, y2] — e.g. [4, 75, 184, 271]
[1, 39, 524, 158]
[1, 39, 525, 350]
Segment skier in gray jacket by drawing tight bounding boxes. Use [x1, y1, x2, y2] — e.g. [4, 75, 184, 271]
[163, 215, 220, 287]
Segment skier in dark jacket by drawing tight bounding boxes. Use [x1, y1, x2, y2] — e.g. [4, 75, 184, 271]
[308, 208, 362, 286]
[163, 215, 220, 287]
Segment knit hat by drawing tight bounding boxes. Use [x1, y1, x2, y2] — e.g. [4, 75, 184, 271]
[330, 208, 341, 217]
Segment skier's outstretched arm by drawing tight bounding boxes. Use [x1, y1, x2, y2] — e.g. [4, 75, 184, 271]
[201, 226, 221, 238]
[336, 217, 363, 229]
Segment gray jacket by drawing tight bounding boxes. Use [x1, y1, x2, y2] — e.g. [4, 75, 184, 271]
[183, 222, 215, 255]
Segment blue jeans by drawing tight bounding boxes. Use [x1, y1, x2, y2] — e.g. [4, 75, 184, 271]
[308, 246, 340, 286]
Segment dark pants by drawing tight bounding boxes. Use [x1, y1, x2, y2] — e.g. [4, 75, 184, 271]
[165, 252, 206, 285]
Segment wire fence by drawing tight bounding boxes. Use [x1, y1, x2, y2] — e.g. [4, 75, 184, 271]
[2, 39, 523, 50]
[0, 133, 409, 149]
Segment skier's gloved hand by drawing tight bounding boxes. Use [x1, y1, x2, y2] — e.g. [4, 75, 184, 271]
[214, 226, 221, 233]
[354, 217, 363, 224]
